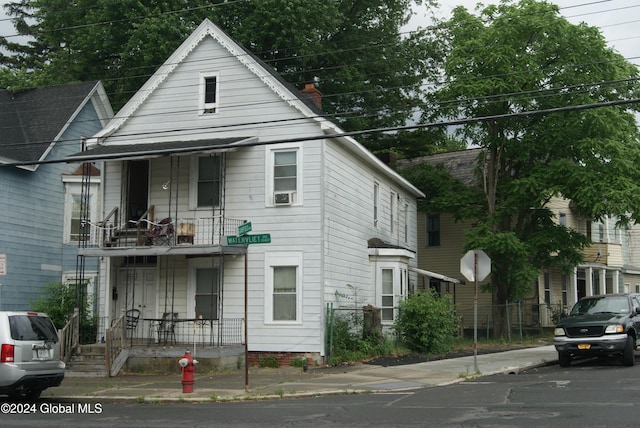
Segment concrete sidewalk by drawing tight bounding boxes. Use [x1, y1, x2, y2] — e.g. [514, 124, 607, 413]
[42, 345, 558, 403]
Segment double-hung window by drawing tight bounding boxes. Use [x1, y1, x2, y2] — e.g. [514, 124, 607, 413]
[266, 145, 301, 206]
[63, 177, 99, 244]
[191, 155, 221, 209]
[390, 192, 396, 234]
[195, 268, 219, 320]
[426, 214, 440, 247]
[273, 266, 297, 321]
[381, 268, 395, 321]
[70, 194, 90, 242]
[373, 182, 379, 227]
[265, 252, 302, 323]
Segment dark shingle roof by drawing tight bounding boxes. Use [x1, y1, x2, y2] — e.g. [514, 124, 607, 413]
[0, 81, 98, 162]
[399, 148, 482, 186]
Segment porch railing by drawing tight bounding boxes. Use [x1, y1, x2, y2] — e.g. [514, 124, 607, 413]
[124, 317, 244, 347]
[86, 213, 246, 248]
[58, 308, 80, 363]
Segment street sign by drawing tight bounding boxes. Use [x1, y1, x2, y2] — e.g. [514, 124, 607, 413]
[238, 222, 252, 236]
[226, 234, 271, 245]
[460, 250, 491, 282]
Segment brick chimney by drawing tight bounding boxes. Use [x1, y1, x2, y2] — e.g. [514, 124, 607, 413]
[300, 83, 322, 109]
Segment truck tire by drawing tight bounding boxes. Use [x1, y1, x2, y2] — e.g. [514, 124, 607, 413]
[558, 352, 571, 367]
[623, 335, 635, 367]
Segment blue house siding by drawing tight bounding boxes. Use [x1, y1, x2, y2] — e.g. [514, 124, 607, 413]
[0, 94, 110, 310]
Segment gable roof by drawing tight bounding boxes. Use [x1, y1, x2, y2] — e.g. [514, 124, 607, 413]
[0, 81, 112, 167]
[82, 19, 423, 197]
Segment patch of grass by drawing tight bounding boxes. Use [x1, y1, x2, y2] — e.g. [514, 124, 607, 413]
[259, 355, 279, 368]
[289, 358, 307, 367]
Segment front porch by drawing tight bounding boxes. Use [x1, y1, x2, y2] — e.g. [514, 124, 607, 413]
[105, 315, 245, 376]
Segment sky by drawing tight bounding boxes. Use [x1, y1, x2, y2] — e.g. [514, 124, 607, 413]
[1, 1, 638, 65]
[0, 1, 637, 67]
[406, 0, 640, 67]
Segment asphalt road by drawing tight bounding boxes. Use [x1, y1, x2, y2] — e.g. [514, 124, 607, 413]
[2, 357, 640, 428]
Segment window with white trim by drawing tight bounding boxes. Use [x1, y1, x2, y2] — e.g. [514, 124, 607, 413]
[381, 268, 394, 321]
[195, 268, 219, 320]
[266, 144, 302, 206]
[63, 179, 99, 244]
[390, 192, 396, 234]
[544, 271, 551, 305]
[190, 155, 221, 209]
[187, 258, 220, 320]
[199, 72, 219, 114]
[373, 181, 379, 227]
[265, 252, 303, 323]
[403, 202, 409, 243]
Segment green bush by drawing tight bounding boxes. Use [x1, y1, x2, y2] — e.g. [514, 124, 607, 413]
[258, 355, 279, 368]
[394, 290, 459, 355]
[31, 282, 97, 344]
[327, 312, 394, 365]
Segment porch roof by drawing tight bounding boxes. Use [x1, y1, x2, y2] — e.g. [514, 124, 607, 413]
[78, 245, 247, 257]
[65, 137, 255, 162]
[410, 267, 462, 284]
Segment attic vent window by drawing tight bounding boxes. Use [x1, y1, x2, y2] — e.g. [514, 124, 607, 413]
[200, 72, 219, 115]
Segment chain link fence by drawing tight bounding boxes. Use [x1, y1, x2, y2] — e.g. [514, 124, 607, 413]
[325, 301, 564, 360]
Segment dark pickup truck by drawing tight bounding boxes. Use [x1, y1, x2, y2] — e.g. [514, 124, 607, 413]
[553, 294, 640, 367]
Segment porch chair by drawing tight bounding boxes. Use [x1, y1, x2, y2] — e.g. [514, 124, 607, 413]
[150, 312, 178, 345]
[125, 309, 141, 333]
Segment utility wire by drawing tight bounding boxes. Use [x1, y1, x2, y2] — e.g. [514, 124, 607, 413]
[1, 95, 638, 168]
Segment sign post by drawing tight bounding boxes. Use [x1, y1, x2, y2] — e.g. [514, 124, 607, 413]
[460, 250, 491, 374]
[226, 225, 270, 391]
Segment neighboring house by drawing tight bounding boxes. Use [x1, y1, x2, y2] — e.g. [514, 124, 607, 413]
[400, 149, 640, 330]
[67, 19, 424, 365]
[0, 82, 113, 311]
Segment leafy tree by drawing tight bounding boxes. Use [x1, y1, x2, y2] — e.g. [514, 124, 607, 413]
[412, 0, 640, 337]
[394, 290, 459, 355]
[1, 0, 434, 150]
[31, 282, 96, 343]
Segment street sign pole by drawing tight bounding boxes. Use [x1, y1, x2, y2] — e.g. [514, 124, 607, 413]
[474, 253, 478, 374]
[460, 249, 491, 375]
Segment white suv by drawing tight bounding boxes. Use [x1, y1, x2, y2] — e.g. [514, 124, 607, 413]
[0, 311, 65, 400]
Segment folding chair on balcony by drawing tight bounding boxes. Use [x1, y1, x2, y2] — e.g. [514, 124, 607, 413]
[147, 218, 174, 246]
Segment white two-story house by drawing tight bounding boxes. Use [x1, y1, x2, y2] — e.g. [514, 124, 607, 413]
[67, 19, 424, 368]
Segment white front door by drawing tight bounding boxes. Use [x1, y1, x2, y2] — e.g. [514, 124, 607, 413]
[116, 268, 156, 323]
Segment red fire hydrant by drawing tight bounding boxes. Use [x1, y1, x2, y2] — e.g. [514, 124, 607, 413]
[178, 350, 198, 393]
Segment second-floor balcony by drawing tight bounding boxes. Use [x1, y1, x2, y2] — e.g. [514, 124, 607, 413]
[79, 207, 247, 256]
[582, 242, 623, 267]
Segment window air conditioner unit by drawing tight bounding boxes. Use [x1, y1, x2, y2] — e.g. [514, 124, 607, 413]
[274, 191, 294, 205]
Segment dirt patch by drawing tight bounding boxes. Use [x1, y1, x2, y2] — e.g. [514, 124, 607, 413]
[364, 340, 552, 367]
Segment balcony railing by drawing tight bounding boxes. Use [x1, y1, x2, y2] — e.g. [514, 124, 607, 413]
[86, 214, 246, 248]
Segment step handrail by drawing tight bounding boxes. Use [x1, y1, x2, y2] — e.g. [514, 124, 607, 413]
[58, 308, 80, 363]
[105, 314, 127, 377]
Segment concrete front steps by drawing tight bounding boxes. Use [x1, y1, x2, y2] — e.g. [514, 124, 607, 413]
[65, 343, 107, 377]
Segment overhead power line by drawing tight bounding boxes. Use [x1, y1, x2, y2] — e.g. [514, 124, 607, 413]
[1, 95, 638, 168]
